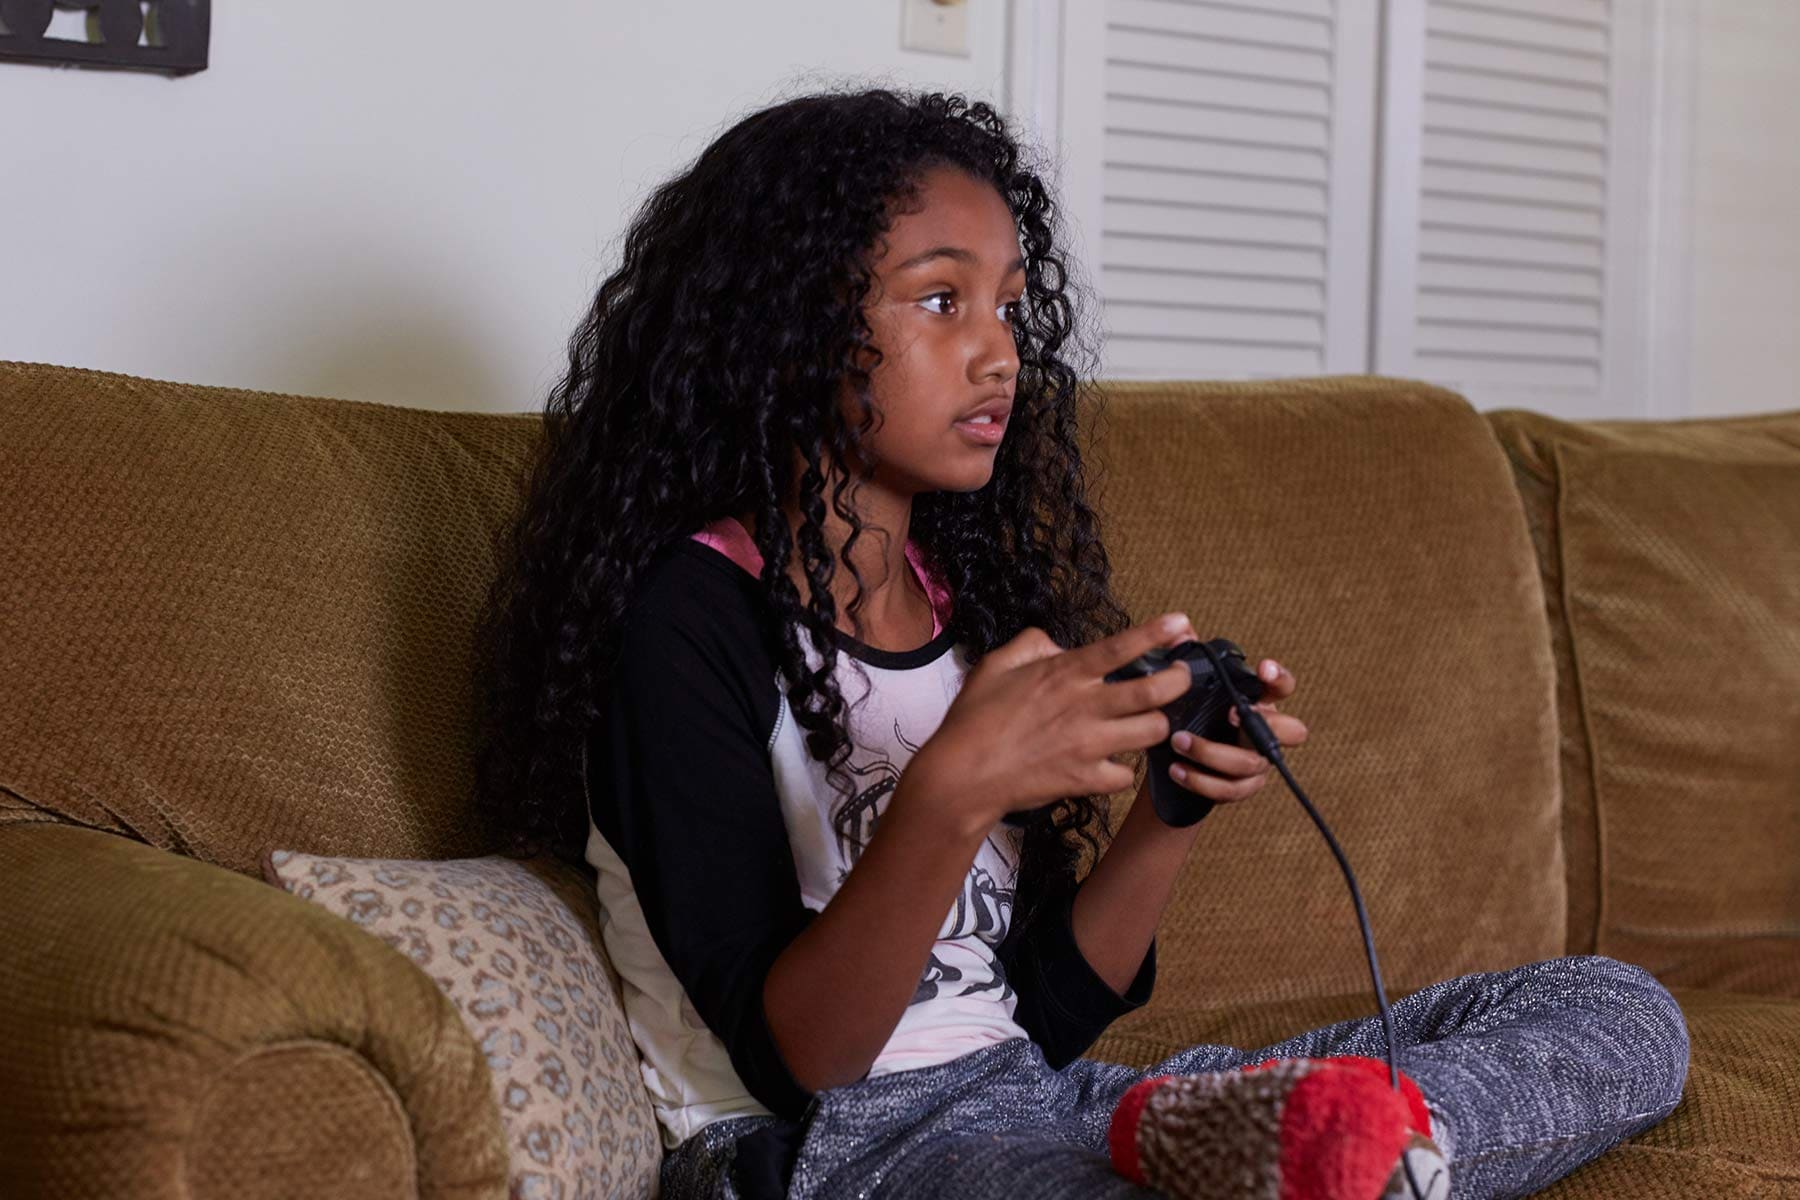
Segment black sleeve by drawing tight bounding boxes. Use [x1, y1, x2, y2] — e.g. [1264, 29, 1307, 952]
[998, 880, 1157, 1068]
[585, 548, 818, 1121]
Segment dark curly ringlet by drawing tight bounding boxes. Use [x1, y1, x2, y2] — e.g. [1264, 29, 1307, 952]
[472, 83, 1148, 947]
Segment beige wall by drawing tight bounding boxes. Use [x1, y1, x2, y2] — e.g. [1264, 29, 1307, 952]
[1689, 0, 1800, 417]
[0, 3, 1009, 412]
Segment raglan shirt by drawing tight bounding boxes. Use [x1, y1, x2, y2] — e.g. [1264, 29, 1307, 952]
[583, 518, 1157, 1174]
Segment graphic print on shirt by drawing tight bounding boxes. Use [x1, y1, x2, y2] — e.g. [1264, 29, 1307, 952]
[947, 858, 1014, 947]
[828, 715, 1021, 1007]
[827, 717, 914, 877]
[914, 847, 1019, 1004]
[911, 953, 964, 1003]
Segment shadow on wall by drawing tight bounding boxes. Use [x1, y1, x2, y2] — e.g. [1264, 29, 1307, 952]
[258, 277, 521, 413]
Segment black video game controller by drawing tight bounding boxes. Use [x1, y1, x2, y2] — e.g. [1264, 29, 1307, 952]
[1001, 637, 1266, 828]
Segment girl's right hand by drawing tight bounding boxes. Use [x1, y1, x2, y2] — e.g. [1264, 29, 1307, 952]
[910, 612, 1201, 830]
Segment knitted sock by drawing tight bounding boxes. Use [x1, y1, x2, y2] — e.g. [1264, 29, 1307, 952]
[1247, 1056, 1458, 1172]
[1107, 1056, 1450, 1200]
[1244, 1055, 1457, 1161]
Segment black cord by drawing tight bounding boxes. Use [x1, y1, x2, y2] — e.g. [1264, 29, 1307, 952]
[1199, 646, 1431, 1200]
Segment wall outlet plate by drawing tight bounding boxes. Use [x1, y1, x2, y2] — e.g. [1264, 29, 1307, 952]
[901, 0, 970, 58]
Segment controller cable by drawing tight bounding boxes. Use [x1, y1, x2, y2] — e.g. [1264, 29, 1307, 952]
[1193, 642, 1435, 1200]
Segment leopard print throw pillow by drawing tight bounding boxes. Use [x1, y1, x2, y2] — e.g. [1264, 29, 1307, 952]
[262, 850, 661, 1199]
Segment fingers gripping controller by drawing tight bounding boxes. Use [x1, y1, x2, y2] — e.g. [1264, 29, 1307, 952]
[1000, 637, 1268, 830]
[1105, 638, 1270, 828]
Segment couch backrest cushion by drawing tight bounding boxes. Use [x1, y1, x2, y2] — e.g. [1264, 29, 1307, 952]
[1486, 407, 1800, 995]
[2, 363, 1568, 1018]
[1080, 376, 1566, 1031]
[0, 362, 541, 876]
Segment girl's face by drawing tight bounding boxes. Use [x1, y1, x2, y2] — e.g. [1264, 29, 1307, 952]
[843, 165, 1025, 496]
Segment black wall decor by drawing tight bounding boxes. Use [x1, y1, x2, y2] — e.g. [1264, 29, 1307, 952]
[0, 0, 208, 75]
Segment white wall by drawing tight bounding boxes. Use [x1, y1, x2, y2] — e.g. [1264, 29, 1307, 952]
[0, 2, 1010, 412]
[6, 2, 1796, 420]
[1688, 0, 1800, 418]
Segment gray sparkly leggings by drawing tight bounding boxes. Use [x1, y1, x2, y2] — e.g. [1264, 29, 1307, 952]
[659, 954, 1691, 1200]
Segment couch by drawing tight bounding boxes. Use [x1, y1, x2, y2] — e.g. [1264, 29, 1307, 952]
[2, 360, 1794, 1198]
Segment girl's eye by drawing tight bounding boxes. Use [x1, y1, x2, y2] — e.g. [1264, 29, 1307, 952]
[922, 293, 1024, 323]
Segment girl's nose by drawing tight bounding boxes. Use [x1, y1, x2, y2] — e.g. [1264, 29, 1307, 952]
[974, 316, 1019, 384]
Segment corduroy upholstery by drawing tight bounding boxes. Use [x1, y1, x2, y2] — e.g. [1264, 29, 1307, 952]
[1078, 379, 1567, 1014]
[2, 360, 1795, 1196]
[0, 362, 539, 876]
[0, 822, 509, 1199]
[1484, 409, 1800, 994]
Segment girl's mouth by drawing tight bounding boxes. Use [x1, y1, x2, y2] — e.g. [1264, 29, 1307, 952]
[953, 415, 1006, 445]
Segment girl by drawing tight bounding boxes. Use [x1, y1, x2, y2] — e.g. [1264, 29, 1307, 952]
[474, 86, 1690, 1200]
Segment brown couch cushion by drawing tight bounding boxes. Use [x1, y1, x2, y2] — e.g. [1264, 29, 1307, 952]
[1485, 408, 1800, 995]
[1081, 376, 1566, 1019]
[0, 361, 541, 876]
[1091, 985, 1800, 1198]
[0, 823, 508, 1200]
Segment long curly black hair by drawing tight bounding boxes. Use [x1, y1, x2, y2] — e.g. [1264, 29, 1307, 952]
[472, 84, 1146, 941]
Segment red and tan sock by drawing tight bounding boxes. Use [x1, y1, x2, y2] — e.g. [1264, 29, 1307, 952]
[1107, 1056, 1450, 1200]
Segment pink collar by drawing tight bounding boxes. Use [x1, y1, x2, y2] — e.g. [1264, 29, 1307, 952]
[688, 515, 951, 639]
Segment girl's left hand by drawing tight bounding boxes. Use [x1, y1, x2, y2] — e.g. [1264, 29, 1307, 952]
[1166, 658, 1308, 804]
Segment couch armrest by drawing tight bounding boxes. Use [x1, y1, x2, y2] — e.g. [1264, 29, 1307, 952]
[0, 823, 508, 1200]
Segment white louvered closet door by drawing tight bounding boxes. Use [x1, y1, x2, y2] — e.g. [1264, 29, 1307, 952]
[1372, 0, 1657, 415]
[1058, 0, 1383, 379]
